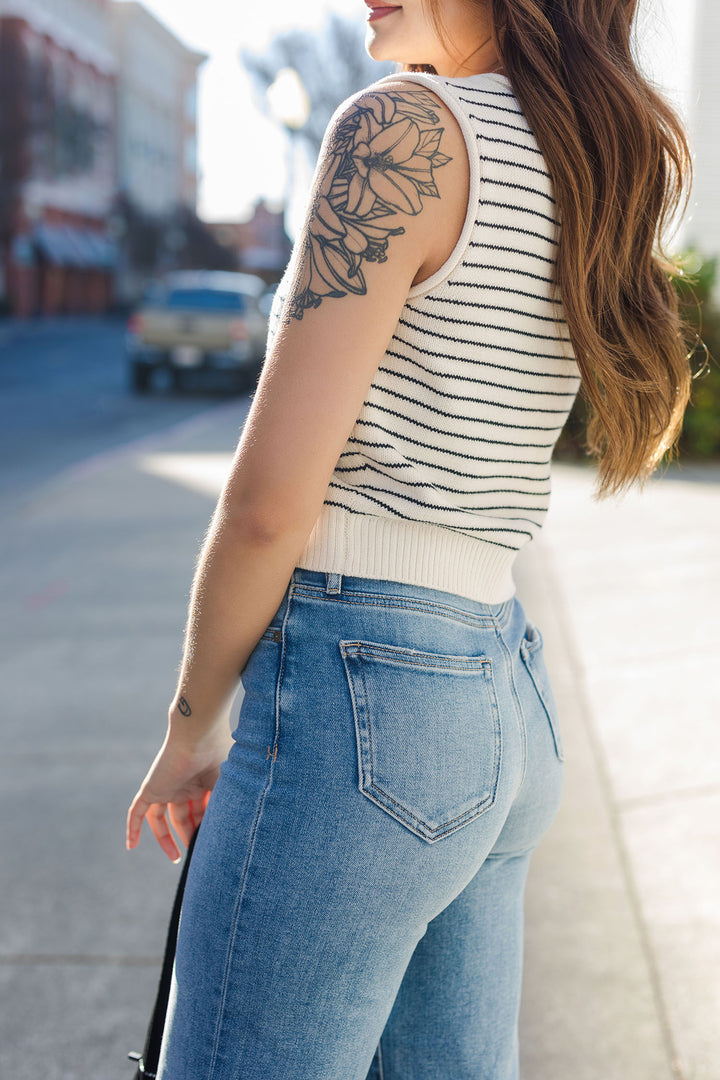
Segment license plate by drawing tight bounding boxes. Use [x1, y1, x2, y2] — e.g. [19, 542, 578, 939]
[171, 345, 202, 367]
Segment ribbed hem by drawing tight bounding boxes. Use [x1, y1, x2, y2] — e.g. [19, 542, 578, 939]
[296, 506, 517, 604]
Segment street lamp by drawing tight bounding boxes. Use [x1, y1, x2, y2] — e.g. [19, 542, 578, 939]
[266, 68, 312, 242]
[266, 67, 311, 131]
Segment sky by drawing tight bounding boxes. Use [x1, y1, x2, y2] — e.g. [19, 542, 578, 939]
[116, 0, 697, 224]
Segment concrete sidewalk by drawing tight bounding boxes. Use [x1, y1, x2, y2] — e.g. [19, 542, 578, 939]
[1, 400, 717, 1079]
[516, 461, 720, 1080]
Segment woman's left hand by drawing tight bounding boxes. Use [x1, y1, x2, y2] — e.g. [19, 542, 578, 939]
[126, 724, 234, 861]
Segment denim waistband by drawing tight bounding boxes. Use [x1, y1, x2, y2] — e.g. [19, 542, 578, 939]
[286, 567, 515, 627]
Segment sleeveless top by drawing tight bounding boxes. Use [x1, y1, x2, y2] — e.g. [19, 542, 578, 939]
[266, 70, 581, 604]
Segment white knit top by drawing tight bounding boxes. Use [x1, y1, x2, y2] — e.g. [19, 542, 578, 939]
[268, 71, 581, 603]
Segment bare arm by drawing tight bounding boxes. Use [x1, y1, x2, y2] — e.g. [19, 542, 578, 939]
[126, 84, 469, 859]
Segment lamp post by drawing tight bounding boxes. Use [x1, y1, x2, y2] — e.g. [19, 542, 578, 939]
[266, 68, 311, 242]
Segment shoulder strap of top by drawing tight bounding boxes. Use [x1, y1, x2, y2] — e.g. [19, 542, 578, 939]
[370, 72, 485, 296]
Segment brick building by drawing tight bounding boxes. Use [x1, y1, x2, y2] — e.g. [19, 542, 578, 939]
[110, 2, 205, 218]
[0, 0, 206, 317]
[0, 0, 117, 316]
[109, 1, 206, 303]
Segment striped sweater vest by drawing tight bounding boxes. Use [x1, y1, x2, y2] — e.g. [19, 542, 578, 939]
[267, 70, 581, 603]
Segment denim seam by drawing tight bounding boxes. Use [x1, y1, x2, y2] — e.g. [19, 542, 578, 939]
[205, 585, 294, 1078]
[496, 623, 527, 790]
[377, 1035, 386, 1080]
[340, 644, 371, 829]
[349, 642, 492, 672]
[520, 647, 565, 762]
[290, 585, 514, 630]
[485, 846, 538, 860]
[206, 791, 271, 1077]
[360, 652, 375, 811]
[367, 781, 496, 834]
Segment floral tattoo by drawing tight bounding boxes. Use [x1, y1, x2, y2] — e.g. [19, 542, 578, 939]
[287, 91, 452, 321]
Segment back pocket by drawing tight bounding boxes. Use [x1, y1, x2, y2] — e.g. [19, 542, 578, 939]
[339, 640, 502, 843]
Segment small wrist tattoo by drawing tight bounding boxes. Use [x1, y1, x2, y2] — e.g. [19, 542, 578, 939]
[177, 697, 192, 717]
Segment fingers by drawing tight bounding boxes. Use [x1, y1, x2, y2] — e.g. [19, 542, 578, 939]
[127, 792, 182, 862]
[146, 803, 182, 863]
[126, 793, 148, 852]
[128, 794, 207, 861]
[168, 800, 197, 848]
[194, 791, 212, 826]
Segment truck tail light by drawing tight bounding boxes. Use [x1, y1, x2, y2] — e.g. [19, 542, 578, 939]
[229, 319, 249, 341]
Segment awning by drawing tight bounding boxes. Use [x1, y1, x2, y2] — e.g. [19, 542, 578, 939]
[33, 223, 118, 269]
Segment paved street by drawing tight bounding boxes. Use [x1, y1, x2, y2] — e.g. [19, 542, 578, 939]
[0, 316, 246, 503]
[0, 331, 718, 1078]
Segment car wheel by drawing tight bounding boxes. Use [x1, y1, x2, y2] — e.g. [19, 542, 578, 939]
[130, 360, 152, 393]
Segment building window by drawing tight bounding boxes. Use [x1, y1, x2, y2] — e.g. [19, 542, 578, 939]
[184, 136, 197, 174]
[185, 85, 197, 122]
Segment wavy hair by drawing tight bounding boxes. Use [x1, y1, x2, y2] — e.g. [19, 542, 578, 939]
[407, 0, 695, 497]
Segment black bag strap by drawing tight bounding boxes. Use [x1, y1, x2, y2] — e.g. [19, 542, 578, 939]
[128, 825, 200, 1079]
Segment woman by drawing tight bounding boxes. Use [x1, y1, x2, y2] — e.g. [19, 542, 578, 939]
[127, 2, 693, 1077]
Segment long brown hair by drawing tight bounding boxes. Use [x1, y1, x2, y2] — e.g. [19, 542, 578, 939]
[407, 0, 695, 497]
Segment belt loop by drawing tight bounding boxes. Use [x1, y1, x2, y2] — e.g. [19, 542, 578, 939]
[325, 572, 343, 595]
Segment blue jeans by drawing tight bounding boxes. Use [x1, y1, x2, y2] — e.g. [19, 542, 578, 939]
[158, 568, 565, 1080]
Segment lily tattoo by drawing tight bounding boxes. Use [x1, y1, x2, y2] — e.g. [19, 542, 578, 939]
[288, 90, 452, 321]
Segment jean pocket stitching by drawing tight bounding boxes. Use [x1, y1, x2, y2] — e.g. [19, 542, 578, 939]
[340, 640, 502, 843]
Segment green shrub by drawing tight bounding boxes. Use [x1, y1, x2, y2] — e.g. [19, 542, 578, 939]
[675, 251, 720, 458]
[553, 250, 720, 462]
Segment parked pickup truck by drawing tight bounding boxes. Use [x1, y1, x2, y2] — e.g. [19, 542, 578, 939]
[126, 270, 270, 392]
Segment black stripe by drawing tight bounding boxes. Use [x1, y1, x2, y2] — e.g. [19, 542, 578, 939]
[478, 175, 556, 205]
[388, 338, 580, 386]
[324, 491, 529, 543]
[329, 480, 544, 527]
[386, 347, 579, 396]
[344, 439, 552, 481]
[471, 115, 538, 138]
[478, 155, 549, 179]
[404, 304, 569, 342]
[370, 382, 568, 431]
[324, 499, 524, 551]
[375, 364, 574, 413]
[423, 295, 565, 324]
[337, 454, 410, 468]
[334, 461, 552, 498]
[447, 280, 564, 306]
[339, 441, 397, 455]
[340, 480, 548, 516]
[473, 221, 558, 246]
[445, 82, 516, 98]
[478, 133, 544, 155]
[348, 420, 554, 461]
[458, 262, 556, 286]
[458, 97, 525, 119]
[356, 407, 559, 449]
[446, 525, 531, 537]
[467, 241, 557, 267]
[326, 487, 405, 519]
[477, 200, 561, 227]
[396, 317, 577, 364]
[327, 487, 534, 543]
